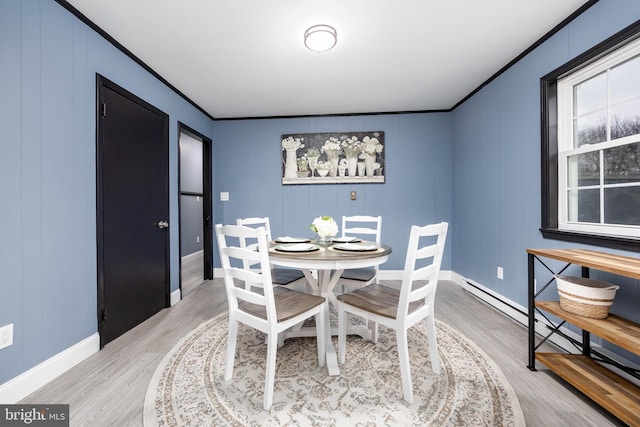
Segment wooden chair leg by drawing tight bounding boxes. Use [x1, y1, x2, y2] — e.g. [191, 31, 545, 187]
[396, 328, 414, 404]
[224, 318, 239, 381]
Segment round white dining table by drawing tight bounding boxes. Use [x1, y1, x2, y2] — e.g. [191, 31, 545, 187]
[269, 241, 392, 376]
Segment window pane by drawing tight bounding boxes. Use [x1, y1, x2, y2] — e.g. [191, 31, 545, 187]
[574, 111, 607, 147]
[604, 142, 640, 184]
[568, 189, 600, 223]
[604, 186, 640, 225]
[610, 98, 640, 140]
[568, 152, 600, 187]
[610, 55, 640, 104]
[574, 72, 607, 116]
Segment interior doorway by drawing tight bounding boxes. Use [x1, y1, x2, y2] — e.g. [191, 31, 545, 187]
[178, 123, 213, 297]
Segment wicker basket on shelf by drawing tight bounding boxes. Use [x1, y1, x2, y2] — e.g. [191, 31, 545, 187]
[555, 275, 619, 319]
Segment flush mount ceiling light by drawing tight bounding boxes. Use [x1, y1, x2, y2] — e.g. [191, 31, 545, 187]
[304, 24, 337, 52]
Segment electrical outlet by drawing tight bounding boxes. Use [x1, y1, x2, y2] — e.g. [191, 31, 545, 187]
[497, 266, 504, 280]
[0, 324, 13, 349]
[196, 236, 200, 243]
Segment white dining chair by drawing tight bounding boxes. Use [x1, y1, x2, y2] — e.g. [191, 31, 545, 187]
[339, 215, 382, 287]
[215, 223, 327, 410]
[236, 216, 306, 288]
[337, 221, 448, 404]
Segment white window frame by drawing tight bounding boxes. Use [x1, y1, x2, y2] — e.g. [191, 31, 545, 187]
[557, 37, 640, 238]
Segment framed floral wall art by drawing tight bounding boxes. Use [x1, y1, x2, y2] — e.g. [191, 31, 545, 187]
[281, 131, 385, 185]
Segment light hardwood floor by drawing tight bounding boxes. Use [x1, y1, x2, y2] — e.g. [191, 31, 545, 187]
[21, 280, 624, 426]
[180, 251, 205, 297]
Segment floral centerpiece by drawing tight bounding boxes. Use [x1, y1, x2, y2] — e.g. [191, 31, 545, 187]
[310, 216, 338, 244]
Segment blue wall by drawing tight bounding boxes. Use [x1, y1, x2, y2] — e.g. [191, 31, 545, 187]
[212, 113, 453, 271]
[451, 0, 640, 333]
[0, 0, 213, 384]
[2, 0, 640, 393]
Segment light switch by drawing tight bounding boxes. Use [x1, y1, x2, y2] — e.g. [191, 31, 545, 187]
[350, 191, 357, 200]
[220, 192, 229, 201]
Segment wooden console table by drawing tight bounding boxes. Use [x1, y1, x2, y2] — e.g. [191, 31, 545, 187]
[527, 248, 640, 426]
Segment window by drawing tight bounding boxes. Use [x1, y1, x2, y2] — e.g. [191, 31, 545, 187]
[541, 21, 640, 250]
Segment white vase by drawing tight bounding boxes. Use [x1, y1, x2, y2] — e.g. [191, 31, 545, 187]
[357, 162, 366, 176]
[316, 235, 333, 245]
[284, 148, 298, 178]
[346, 157, 358, 176]
[328, 156, 339, 177]
[364, 153, 376, 177]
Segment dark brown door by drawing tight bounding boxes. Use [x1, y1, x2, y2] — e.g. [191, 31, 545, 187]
[97, 75, 169, 347]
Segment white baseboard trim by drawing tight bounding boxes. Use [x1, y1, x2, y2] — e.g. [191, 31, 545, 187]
[448, 272, 530, 325]
[181, 250, 203, 264]
[0, 333, 100, 404]
[448, 271, 640, 385]
[170, 288, 181, 306]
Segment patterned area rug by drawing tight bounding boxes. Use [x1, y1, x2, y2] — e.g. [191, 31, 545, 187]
[144, 313, 525, 426]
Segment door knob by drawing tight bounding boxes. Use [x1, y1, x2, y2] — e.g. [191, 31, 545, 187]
[157, 220, 169, 229]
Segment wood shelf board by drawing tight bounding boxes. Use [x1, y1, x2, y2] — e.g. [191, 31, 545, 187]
[535, 301, 640, 354]
[527, 248, 640, 279]
[536, 352, 640, 426]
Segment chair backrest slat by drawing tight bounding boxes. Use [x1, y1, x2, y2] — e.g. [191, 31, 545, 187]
[230, 285, 267, 306]
[236, 217, 273, 242]
[342, 215, 382, 243]
[215, 223, 277, 321]
[397, 222, 448, 316]
[236, 217, 275, 272]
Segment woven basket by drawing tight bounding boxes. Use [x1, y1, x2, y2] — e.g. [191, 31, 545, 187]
[555, 275, 619, 319]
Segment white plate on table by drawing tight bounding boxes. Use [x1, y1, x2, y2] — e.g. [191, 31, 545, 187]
[332, 236, 362, 243]
[274, 243, 319, 252]
[333, 242, 378, 252]
[274, 236, 312, 243]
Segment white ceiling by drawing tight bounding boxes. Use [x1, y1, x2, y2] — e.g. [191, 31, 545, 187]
[65, 0, 592, 119]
